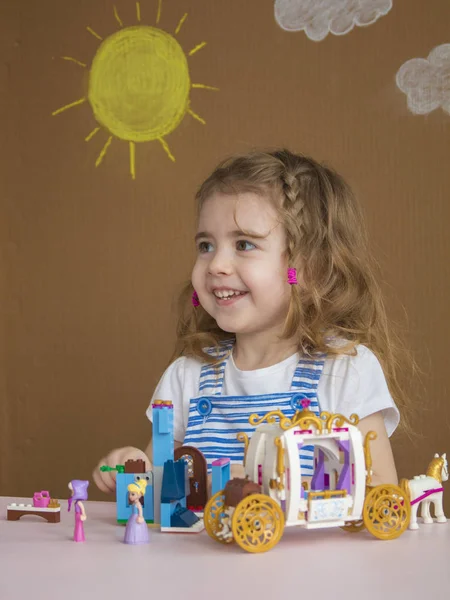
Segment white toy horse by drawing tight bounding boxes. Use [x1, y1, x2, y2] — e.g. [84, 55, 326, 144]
[400, 453, 448, 530]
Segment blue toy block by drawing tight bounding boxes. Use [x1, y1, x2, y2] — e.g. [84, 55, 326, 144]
[161, 459, 186, 502]
[212, 458, 231, 496]
[160, 458, 200, 530]
[160, 501, 172, 529]
[160, 497, 191, 528]
[171, 504, 199, 528]
[158, 410, 170, 433]
[152, 401, 174, 467]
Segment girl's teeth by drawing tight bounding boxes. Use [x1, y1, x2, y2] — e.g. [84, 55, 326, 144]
[214, 290, 243, 299]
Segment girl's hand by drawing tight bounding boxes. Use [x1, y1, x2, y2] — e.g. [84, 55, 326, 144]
[136, 516, 144, 524]
[230, 464, 246, 479]
[92, 447, 152, 493]
[80, 515, 87, 522]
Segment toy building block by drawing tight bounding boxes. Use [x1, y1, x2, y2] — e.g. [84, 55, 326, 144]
[100, 399, 206, 530]
[7, 499, 61, 523]
[124, 459, 146, 473]
[152, 400, 175, 524]
[101, 464, 154, 524]
[160, 459, 204, 533]
[212, 458, 231, 496]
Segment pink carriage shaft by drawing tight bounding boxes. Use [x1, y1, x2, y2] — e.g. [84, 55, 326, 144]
[410, 487, 444, 506]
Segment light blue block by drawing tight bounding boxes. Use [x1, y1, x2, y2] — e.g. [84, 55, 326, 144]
[212, 458, 231, 496]
[153, 405, 174, 467]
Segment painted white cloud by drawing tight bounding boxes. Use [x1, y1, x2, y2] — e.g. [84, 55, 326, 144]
[274, 0, 393, 42]
[396, 44, 450, 115]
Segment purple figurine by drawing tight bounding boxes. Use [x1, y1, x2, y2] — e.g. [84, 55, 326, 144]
[124, 479, 149, 545]
[68, 480, 89, 542]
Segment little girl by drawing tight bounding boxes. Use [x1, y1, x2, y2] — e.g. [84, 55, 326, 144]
[94, 149, 413, 492]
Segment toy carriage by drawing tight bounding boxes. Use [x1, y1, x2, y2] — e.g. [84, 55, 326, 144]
[204, 402, 412, 553]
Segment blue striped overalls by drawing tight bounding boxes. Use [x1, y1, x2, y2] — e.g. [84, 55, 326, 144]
[183, 341, 325, 473]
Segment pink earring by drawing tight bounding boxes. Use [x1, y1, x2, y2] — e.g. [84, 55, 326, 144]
[192, 291, 200, 307]
[287, 268, 298, 285]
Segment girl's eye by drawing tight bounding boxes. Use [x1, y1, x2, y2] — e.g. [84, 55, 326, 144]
[236, 240, 256, 251]
[198, 241, 213, 253]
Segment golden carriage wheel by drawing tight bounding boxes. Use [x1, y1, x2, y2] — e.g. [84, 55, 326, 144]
[203, 490, 235, 545]
[341, 520, 366, 533]
[363, 484, 411, 540]
[231, 493, 285, 554]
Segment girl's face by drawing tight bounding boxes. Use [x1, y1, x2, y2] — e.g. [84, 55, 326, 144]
[192, 192, 291, 337]
[129, 491, 138, 502]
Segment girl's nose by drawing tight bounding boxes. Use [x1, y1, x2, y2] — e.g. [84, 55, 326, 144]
[207, 248, 233, 275]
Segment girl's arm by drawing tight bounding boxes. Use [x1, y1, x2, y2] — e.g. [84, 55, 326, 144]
[358, 412, 398, 486]
[78, 501, 87, 521]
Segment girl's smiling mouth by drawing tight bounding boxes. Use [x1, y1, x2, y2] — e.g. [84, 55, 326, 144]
[212, 288, 249, 305]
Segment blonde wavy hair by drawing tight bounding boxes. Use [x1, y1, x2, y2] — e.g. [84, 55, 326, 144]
[171, 149, 416, 435]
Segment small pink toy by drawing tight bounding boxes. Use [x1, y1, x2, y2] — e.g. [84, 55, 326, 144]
[33, 491, 50, 508]
[68, 480, 89, 542]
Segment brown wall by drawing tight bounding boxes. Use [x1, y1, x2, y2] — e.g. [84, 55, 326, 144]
[2, 0, 449, 510]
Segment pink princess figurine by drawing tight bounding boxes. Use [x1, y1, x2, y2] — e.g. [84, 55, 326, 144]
[68, 480, 89, 542]
[124, 479, 149, 545]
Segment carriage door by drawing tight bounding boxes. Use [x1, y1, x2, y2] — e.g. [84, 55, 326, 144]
[174, 445, 208, 510]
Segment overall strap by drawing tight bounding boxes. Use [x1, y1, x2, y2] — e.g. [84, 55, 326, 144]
[198, 340, 234, 396]
[290, 353, 326, 415]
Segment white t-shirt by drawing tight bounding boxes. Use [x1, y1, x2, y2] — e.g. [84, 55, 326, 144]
[146, 344, 400, 443]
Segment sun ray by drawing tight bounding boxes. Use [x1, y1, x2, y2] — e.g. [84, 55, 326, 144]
[192, 83, 219, 91]
[175, 13, 188, 35]
[156, 0, 162, 24]
[86, 26, 103, 41]
[61, 56, 86, 68]
[136, 2, 141, 22]
[85, 126, 101, 142]
[187, 108, 206, 125]
[188, 42, 207, 56]
[158, 137, 175, 162]
[52, 97, 86, 116]
[95, 136, 113, 167]
[129, 142, 136, 179]
[113, 6, 123, 27]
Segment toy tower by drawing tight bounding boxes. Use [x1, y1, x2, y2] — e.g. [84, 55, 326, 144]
[152, 400, 174, 524]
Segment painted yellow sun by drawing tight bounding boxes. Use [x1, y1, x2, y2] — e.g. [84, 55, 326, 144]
[53, 2, 218, 179]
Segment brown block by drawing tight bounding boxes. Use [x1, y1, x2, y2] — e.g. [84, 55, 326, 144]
[124, 458, 146, 473]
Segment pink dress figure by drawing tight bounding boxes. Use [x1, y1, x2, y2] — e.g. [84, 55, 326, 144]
[68, 480, 89, 542]
[124, 479, 149, 545]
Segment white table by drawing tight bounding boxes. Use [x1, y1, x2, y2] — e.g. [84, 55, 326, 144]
[0, 496, 449, 600]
